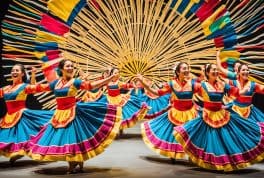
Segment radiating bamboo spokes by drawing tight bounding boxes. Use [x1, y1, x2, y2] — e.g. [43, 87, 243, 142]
[2, 0, 263, 109]
[65, 0, 216, 82]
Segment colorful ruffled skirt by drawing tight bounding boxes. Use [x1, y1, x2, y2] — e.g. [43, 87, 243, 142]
[98, 93, 149, 129]
[81, 88, 104, 102]
[0, 109, 53, 158]
[141, 106, 197, 159]
[29, 102, 121, 162]
[248, 106, 264, 122]
[232, 104, 264, 122]
[174, 110, 264, 171]
[130, 88, 170, 119]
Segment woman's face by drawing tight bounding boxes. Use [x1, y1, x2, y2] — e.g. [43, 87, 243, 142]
[112, 69, 120, 80]
[207, 64, 218, 80]
[102, 71, 109, 79]
[62, 60, 74, 78]
[238, 65, 249, 81]
[178, 63, 190, 78]
[11, 65, 24, 83]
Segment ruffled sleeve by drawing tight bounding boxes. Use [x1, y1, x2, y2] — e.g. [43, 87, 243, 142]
[119, 82, 134, 89]
[192, 80, 201, 94]
[224, 83, 239, 97]
[0, 88, 3, 98]
[157, 82, 171, 96]
[227, 71, 237, 80]
[255, 83, 264, 94]
[24, 83, 51, 94]
[79, 80, 92, 90]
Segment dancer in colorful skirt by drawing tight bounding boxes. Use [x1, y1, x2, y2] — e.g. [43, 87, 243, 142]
[29, 59, 121, 173]
[97, 67, 149, 135]
[80, 69, 110, 102]
[0, 64, 53, 165]
[130, 80, 170, 118]
[229, 63, 264, 122]
[174, 63, 264, 171]
[136, 62, 200, 161]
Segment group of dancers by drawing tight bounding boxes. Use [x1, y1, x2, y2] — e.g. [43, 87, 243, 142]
[1, 51, 264, 173]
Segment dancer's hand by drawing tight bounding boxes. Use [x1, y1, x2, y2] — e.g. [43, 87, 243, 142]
[31, 67, 37, 74]
[135, 74, 144, 82]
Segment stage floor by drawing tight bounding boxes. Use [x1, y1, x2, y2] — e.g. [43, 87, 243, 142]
[1, 121, 264, 178]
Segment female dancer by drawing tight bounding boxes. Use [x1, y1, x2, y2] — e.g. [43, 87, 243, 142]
[80, 69, 109, 102]
[0, 64, 53, 165]
[98, 67, 149, 134]
[174, 63, 264, 171]
[29, 59, 121, 173]
[230, 63, 264, 121]
[136, 62, 200, 161]
[130, 79, 170, 118]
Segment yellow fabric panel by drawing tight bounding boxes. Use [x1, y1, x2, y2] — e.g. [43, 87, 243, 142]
[232, 105, 251, 118]
[16, 90, 27, 100]
[34, 51, 46, 59]
[0, 110, 23, 128]
[35, 30, 66, 43]
[67, 85, 78, 96]
[219, 50, 240, 62]
[201, 5, 226, 36]
[201, 87, 210, 102]
[107, 94, 129, 106]
[48, 0, 81, 22]
[168, 106, 197, 126]
[51, 106, 75, 128]
[203, 108, 230, 128]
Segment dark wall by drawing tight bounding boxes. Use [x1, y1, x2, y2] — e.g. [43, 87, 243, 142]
[0, 0, 42, 116]
[0, 0, 12, 117]
[253, 94, 264, 111]
[0, 1, 11, 84]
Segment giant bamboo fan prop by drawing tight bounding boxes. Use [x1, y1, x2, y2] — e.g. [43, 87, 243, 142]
[65, 0, 217, 83]
[2, 0, 263, 109]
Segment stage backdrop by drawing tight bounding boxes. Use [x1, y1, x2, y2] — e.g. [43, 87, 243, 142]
[1, 0, 263, 112]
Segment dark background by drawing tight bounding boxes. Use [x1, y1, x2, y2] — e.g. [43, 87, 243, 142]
[0, 0, 263, 116]
[0, 0, 11, 117]
[0, 0, 42, 117]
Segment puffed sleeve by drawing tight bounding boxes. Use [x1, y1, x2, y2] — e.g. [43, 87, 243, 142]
[25, 83, 51, 94]
[157, 82, 171, 96]
[119, 82, 134, 89]
[224, 83, 239, 97]
[79, 79, 92, 90]
[193, 81, 202, 94]
[0, 88, 3, 98]
[255, 83, 264, 94]
[227, 71, 237, 80]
